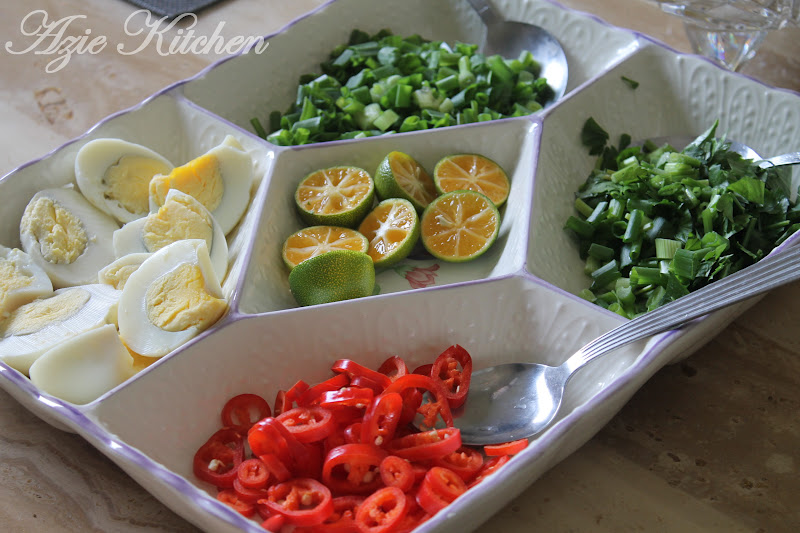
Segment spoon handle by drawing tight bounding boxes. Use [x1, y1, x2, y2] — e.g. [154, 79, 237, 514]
[562, 243, 800, 373]
[466, 0, 502, 26]
[763, 152, 800, 168]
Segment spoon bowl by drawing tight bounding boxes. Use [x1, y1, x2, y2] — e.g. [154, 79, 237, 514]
[650, 135, 800, 169]
[453, 136, 800, 446]
[468, 0, 568, 104]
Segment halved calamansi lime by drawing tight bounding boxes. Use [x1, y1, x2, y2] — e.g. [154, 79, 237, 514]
[282, 226, 369, 270]
[420, 190, 500, 262]
[295, 166, 375, 228]
[358, 198, 419, 269]
[433, 154, 510, 207]
[374, 151, 437, 212]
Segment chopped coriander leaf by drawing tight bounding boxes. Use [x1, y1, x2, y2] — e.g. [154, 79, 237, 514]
[580, 117, 609, 156]
[565, 117, 800, 318]
[257, 29, 556, 145]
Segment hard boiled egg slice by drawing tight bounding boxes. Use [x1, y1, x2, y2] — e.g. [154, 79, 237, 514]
[29, 324, 135, 405]
[112, 189, 228, 282]
[75, 138, 173, 223]
[149, 135, 253, 235]
[117, 239, 227, 358]
[98, 252, 152, 290]
[0, 245, 54, 319]
[0, 284, 120, 375]
[19, 186, 119, 288]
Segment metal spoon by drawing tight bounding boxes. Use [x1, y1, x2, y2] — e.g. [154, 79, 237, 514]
[467, 0, 568, 104]
[456, 138, 800, 446]
[650, 135, 800, 169]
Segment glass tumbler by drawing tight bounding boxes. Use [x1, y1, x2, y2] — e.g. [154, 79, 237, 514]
[653, 1, 796, 70]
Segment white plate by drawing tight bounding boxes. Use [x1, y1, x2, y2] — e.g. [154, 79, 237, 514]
[1, 0, 799, 532]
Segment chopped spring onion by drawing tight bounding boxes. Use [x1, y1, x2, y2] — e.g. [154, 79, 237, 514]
[565, 118, 800, 318]
[257, 29, 555, 145]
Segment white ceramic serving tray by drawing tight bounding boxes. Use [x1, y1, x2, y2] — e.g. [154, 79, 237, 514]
[1, 0, 799, 532]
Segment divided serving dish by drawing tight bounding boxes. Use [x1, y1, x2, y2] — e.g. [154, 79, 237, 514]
[1, 0, 799, 531]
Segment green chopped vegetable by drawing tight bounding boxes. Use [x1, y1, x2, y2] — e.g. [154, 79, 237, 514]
[257, 29, 556, 145]
[621, 76, 639, 89]
[565, 117, 800, 318]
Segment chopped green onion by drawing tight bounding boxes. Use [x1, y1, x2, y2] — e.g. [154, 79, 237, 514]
[567, 117, 800, 318]
[256, 29, 555, 145]
[654, 238, 681, 260]
[590, 260, 621, 291]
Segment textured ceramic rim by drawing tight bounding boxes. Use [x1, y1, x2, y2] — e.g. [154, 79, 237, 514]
[1, 0, 800, 532]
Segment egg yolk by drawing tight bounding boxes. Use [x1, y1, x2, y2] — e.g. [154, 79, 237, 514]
[20, 197, 88, 264]
[0, 289, 89, 337]
[104, 156, 172, 216]
[0, 257, 34, 314]
[100, 263, 140, 290]
[141, 193, 213, 253]
[149, 153, 224, 213]
[145, 263, 226, 333]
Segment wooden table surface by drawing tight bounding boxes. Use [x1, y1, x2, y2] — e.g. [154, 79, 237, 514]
[1, 1, 798, 531]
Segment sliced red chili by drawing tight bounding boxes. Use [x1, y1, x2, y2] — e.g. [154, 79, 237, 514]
[220, 393, 271, 435]
[260, 477, 334, 527]
[248, 419, 291, 464]
[293, 495, 364, 533]
[386, 428, 461, 462]
[216, 488, 255, 517]
[232, 478, 270, 504]
[355, 486, 408, 533]
[274, 380, 313, 416]
[236, 457, 270, 490]
[433, 446, 484, 482]
[416, 466, 466, 514]
[193, 428, 245, 489]
[468, 454, 511, 488]
[360, 392, 403, 447]
[412, 363, 433, 376]
[484, 438, 528, 456]
[431, 344, 473, 409]
[319, 387, 374, 410]
[377, 356, 409, 381]
[261, 513, 286, 532]
[343, 422, 362, 444]
[258, 453, 291, 483]
[391, 495, 431, 533]
[322, 443, 387, 495]
[331, 359, 391, 391]
[397, 388, 422, 426]
[298, 374, 350, 406]
[276, 407, 336, 443]
[382, 374, 453, 429]
[379, 455, 414, 492]
[410, 461, 430, 485]
[350, 375, 385, 395]
[274, 390, 290, 417]
[250, 417, 322, 479]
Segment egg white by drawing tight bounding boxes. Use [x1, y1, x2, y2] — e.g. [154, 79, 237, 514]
[0, 284, 120, 375]
[149, 135, 253, 236]
[19, 186, 119, 288]
[98, 252, 152, 291]
[117, 239, 227, 358]
[112, 189, 228, 282]
[0, 245, 54, 319]
[75, 138, 174, 223]
[29, 324, 135, 405]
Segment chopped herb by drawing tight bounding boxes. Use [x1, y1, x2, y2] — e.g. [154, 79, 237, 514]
[621, 76, 639, 89]
[255, 29, 555, 145]
[565, 117, 800, 318]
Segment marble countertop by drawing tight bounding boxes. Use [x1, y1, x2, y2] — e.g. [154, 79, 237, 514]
[0, 1, 798, 531]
